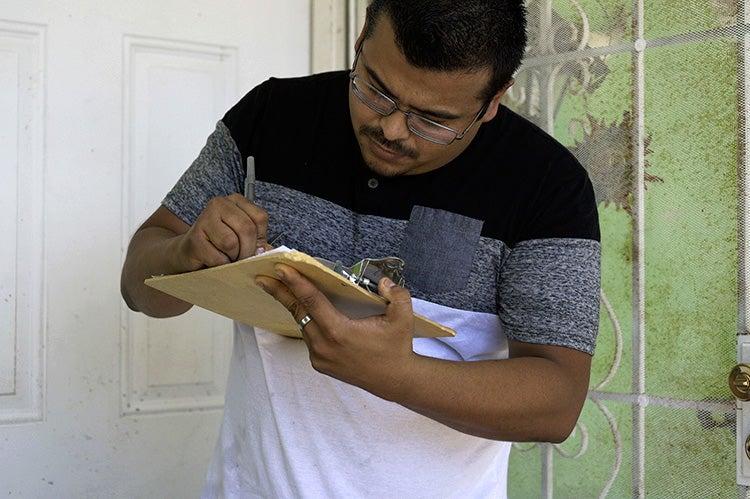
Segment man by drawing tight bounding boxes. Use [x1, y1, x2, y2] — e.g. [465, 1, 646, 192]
[121, 0, 601, 496]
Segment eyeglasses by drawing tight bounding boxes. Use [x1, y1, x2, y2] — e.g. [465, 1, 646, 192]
[349, 49, 487, 146]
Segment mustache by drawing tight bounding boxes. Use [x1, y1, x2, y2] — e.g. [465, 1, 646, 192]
[359, 125, 418, 159]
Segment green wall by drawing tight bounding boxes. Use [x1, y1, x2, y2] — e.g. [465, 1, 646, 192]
[506, 1, 739, 496]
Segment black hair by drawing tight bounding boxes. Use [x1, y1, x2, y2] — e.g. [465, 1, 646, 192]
[363, 0, 527, 103]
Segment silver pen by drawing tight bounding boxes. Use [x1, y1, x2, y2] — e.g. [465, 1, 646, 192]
[245, 156, 283, 251]
[244, 155, 255, 202]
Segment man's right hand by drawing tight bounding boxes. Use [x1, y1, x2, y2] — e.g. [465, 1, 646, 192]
[121, 194, 270, 317]
[174, 193, 270, 271]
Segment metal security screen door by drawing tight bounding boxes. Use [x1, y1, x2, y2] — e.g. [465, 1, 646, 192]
[312, 0, 744, 497]
[505, 1, 741, 497]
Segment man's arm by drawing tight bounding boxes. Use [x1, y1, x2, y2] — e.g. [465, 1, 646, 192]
[256, 264, 591, 444]
[121, 206, 193, 318]
[392, 340, 590, 443]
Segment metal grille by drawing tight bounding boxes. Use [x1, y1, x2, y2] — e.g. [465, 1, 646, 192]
[342, 1, 742, 496]
[505, 1, 741, 497]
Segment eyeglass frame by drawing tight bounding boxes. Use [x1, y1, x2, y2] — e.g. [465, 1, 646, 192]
[349, 47, 488, 146]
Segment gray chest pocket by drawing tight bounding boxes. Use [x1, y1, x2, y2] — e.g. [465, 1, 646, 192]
[399, 206, 484, 294]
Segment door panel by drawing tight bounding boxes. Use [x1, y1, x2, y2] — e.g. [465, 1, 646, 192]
[121, 35, 236, 416]
[0, 1, 309, 496]
[0, 20, 44, 425]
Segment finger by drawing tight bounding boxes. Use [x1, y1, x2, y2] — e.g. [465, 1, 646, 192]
[255, 275, 320, 342]
[254, 241, 273, 257]
[378, 277, 414, 330]
[194, 233, 231, 267]
[203, 221, 241, 261]
[227, 193, 269, 246]
[219, 204, 258, 260]
[255, 275, 308, 321]
[272, 264, 342, 332]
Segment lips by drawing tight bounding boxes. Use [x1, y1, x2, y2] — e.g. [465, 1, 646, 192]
[369, 136, 404, 160]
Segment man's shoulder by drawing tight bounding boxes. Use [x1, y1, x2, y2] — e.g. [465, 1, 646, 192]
[221, 71, 349, 158]
[226, 70, 347, 120]
[491, 106, 578, 167]
[470, 106, 597, 244]
[265, 70, 349, 92]
[474, 106, 589, 196]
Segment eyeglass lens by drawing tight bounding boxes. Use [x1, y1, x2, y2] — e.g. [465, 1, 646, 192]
[352, 75, 457, 145]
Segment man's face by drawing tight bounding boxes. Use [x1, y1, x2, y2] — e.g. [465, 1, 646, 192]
[349, 15, 502, 177]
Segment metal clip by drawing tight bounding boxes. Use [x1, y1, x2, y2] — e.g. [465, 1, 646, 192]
[315, 256, 406, 295]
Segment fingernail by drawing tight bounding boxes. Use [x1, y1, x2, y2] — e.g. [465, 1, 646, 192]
[274, 265, 285, 279]
[255, 279, 267, 292]
[255, 247, 266, 255]
[382, 277, 396, 288]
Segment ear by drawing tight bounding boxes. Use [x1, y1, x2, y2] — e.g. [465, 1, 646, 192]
[479, 78, 515, 124]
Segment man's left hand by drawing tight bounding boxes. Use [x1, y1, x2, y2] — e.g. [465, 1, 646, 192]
[255, 264, 417, 401]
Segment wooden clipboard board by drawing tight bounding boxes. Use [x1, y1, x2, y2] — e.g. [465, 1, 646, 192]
[145, 248, 455, 339]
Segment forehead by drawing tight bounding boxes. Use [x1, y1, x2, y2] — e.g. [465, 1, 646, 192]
[363, 14, 489, 113]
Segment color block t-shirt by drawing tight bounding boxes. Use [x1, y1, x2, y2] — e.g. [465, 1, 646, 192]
[162, 71, 601, 498]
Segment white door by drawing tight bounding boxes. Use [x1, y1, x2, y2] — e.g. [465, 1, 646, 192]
[0, 1, 308, 496]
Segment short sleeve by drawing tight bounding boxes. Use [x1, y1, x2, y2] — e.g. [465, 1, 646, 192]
[498, 238, 601, 354]
[498, 153, 602, 354]
[161, 121, 243, 225]
[161, 80, 272, 226]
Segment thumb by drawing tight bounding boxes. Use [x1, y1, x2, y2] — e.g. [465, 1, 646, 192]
[378, 277, 413, 326]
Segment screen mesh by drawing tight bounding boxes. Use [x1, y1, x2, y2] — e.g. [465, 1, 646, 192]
[346, 0, 741, 496]
[505, 1, 741, 497]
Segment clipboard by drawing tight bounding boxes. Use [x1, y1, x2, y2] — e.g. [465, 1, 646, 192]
[145, 247, 455, 339]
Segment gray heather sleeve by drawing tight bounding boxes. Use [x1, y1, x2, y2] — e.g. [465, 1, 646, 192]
[498, 238, 601, 354]
[162, 120, 243, 225]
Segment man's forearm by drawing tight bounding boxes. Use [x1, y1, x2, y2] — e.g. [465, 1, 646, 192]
[120, 227, 193, 318]
[252, 253, 592, 443]
[390, 355, 588, 443]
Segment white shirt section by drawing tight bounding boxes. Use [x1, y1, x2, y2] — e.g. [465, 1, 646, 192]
[411, 298, 509, 362]
[202, 298, 511, 498]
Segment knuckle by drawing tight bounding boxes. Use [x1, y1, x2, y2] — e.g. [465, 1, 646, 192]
[194, 211, 208, 227]
[397, 320, 414, 334]
[237, 215, 252, 228]
[241, 218, 257, 236]
[326, 327, 342, 345]
[183, 231, 198, 250]
[218, 233, 238, 251]
[256, 210, 269, 225]
[285, 298, 303, 317]
[309, 354, 323, 373]
[299, 293, 318, 310]
[327, 318, 350, 344]
[207, 197, 223, 210]
[308, 351, 329, 374]
[184, 235, 204, 260]
[207, 254, 228, 267]
[391, 298, 413, 306]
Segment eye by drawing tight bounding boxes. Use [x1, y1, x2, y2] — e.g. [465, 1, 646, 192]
[421, 115, 448, 127]
[373, 84, 391, 98]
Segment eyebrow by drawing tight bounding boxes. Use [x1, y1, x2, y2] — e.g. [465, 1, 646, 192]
[363, 63, 463, 121]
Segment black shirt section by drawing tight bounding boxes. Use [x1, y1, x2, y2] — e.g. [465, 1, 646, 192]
[222, 71, 600, 247]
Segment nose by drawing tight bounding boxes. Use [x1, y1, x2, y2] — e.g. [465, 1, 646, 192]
[379, 111, 411, 142]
